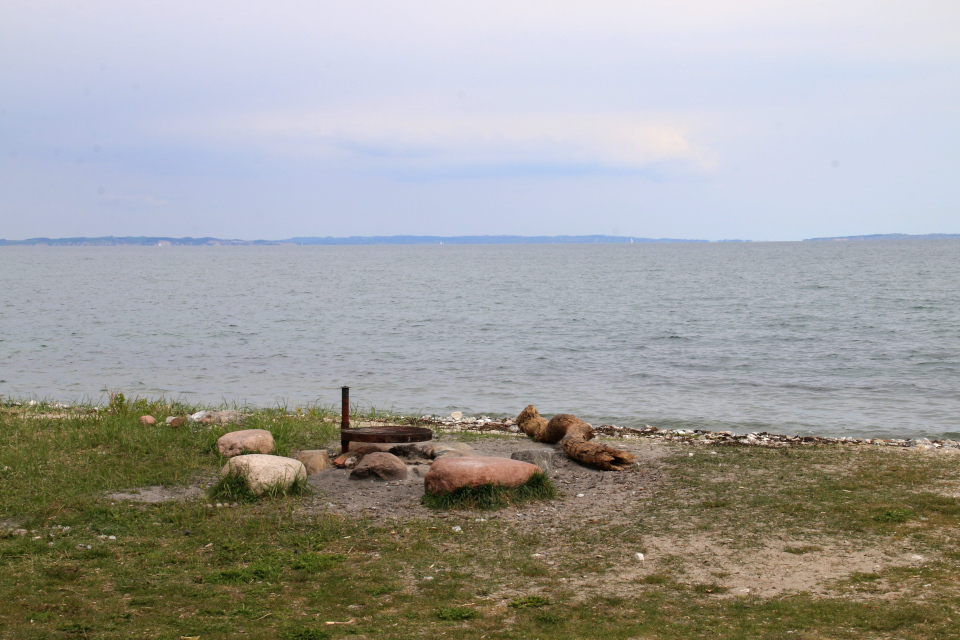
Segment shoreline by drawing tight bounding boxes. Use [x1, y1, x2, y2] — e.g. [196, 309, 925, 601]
[421, 415, 959, 451]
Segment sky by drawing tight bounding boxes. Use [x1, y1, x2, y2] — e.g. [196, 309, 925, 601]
[1, 1, 958, 241]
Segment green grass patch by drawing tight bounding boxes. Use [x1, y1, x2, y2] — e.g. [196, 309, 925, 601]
[422, 472, 557, 511]
[784, 545, 823, 555]
[873, 509, 915, 523]
[436, 606, 480, 620]
[509, 595, 551, 608]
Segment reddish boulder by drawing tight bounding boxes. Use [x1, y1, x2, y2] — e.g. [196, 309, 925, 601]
[350, 452, 408, 481]
[424, 456, 542, 494]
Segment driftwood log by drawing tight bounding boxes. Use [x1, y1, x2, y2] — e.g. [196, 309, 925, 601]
[516, 405, 636, 471]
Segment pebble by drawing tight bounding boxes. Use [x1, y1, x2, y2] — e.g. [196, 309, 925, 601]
[635, 553, 645, 562]
[451, 526, 462, 533]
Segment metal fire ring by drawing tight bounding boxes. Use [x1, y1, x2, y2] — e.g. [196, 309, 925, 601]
[340, 425, 433, 454]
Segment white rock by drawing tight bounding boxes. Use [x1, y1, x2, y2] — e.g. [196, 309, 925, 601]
[219, 454, 306, 496]
[165, 416, 176, 425]
[450, 411, 463, 421]
[452, 526, 462, 533]
[635, 553, 645, 562]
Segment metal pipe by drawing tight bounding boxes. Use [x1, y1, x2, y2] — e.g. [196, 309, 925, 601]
[341, 386, 350, 429]
[340, 386, 350, 454]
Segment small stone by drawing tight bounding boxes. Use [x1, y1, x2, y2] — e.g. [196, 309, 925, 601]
[635, 553, 644, 562]
[108, 535, 116, 540]
[511, 449, 554, 474]
[350, 452, 408, 481]
[451, 526, 462, 533]
[450, 411, 463, 421]
[168, 417, 185, 428]
[576, 493, 585, 498]
[295, 450, 331, 475]
[138, 415, 156, 426]
[206, 503, 214, 508]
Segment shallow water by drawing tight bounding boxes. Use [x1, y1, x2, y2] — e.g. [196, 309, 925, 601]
[1, 241, 958, 439]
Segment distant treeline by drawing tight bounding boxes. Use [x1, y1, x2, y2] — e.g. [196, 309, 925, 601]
[284, 235, 710, 245]
[804, 233, 960, 242]
[0, 236, 267, 246]
[1, 235, 711, 246]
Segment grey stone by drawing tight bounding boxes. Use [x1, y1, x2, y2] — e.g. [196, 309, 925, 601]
[510, 449, 555, 474]
[295, 450, 331, 475]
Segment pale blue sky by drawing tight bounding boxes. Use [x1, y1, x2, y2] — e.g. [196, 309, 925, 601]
[1, 1, 958, 240]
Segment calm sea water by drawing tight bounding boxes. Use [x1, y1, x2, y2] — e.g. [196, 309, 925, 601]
[1, 241, 958, 439]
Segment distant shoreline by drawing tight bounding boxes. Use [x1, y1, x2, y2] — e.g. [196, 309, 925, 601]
[1, 232, 957, 246]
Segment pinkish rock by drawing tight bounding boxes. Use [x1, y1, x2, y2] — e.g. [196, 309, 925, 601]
[139, 415, 156, 426]
[350, 452, 408, 481]
[424, 456, 542, 494]
[216, 429, 276, 458]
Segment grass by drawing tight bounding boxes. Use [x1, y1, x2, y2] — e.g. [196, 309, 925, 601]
[3, 398, 960, 639]
[421, 472, 557, 510]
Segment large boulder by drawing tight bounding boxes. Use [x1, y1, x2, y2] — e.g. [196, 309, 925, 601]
[350, 452, 408, 481]
[424, 456, 542, 494]
[538, 413, 593, 444]
[219, 454, 306, 496]
[295, 450, 331, 475]
[217, 429, 276, 458]
[516, 405, 548, 439]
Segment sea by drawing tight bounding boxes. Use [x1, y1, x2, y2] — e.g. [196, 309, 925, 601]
[1, 241, 958, 440]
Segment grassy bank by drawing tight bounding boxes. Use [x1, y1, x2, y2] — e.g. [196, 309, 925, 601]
[2, 401, 960, 639]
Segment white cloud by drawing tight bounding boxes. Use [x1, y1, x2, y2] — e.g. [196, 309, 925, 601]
[175, 110, 718, 177]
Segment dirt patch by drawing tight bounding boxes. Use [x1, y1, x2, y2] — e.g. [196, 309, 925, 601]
[105, 484, 208, 503]
[304, 436, 666, 522]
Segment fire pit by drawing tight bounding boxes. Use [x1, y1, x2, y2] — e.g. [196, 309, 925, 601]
[338, 386, 433, 453]
[340, 425, 434, 454]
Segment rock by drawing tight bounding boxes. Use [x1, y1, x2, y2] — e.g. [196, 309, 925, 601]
[411, 464, 432, 477]
[424, 456, 542, 494]
[430, 443, 476, 459]
[516, 405, 548, 439]
[216, 429, 276, 458]
[168, 417, 185, 428]
[450, 411, 463, 421]
[165, 416, 176, 425]
[335, 443, 389, 466]
[139, 415, 156, 426]
[511, 449, 556, 474]
[539, 413, 593, 444]
[219, 454, 306, 496]
[347, 442, 389, 453]
[350, 452, 408, 481]
[295, 450, 331, 475]
[388, 443, 432, 460]
[188, 411, 208, 423]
